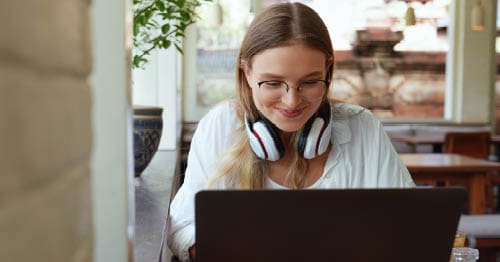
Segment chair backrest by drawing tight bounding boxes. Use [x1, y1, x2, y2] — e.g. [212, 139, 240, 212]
[443, 132, 491, 159]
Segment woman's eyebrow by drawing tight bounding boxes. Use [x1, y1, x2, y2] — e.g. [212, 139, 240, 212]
[258, 73, 285, 79]
[300, 71, 324, 78]
[258, 71, 324, 79]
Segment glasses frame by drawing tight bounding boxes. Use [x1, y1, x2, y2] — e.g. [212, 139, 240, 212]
[256, 79, 329, 93]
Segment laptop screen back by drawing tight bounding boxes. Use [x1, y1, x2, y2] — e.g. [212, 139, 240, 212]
[195, 188, 466, 262]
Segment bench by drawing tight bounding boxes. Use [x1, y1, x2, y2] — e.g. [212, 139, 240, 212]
[383, 124, 491, 153]
[458, 214, 500, 262]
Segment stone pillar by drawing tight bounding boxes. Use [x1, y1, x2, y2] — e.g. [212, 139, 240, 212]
[0, 0, 93, 261]
[445, 0, 498, 123]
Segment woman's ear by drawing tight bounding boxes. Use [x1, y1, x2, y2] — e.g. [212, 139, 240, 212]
[240, 60, 253, 87]
[325, 57, 333, 68]
[240, 60, 249, 75]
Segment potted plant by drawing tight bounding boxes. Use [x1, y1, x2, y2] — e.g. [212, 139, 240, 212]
[132, 0, 210, 176]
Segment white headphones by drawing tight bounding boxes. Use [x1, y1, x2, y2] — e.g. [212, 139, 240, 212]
[245, 102, 332, 161]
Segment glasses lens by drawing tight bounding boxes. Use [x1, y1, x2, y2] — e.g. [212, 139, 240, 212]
[259, 80, 326, 101]
[259, 81, 286, 100]
[300, 81, 326, 100]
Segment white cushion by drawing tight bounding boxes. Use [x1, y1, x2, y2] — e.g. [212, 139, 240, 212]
[458, 214, 500, 238]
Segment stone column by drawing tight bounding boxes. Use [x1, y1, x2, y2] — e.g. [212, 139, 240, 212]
[445, 0, 498, 123]
[0, 0, 93, 261]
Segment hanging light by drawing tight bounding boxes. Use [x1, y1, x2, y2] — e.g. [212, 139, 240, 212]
[214, 2, 223, 26]
[405, 3, 416, 26]
[471, 0, 485, 31]
[250, 0, 263, 14]
[208, 1, 223, 27]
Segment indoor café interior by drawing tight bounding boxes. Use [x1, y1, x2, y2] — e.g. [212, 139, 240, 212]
[3, 0, 500, 261]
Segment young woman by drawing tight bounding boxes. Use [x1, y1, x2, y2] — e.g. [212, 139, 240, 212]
[167, 2, 414, 261]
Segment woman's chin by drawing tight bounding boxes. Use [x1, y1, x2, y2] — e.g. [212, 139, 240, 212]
[275, 123, 303, 133]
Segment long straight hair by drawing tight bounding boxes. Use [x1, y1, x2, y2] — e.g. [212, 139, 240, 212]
[209, 2, 335, 189]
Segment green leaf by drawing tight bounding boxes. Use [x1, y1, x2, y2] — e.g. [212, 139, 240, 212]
[155, 1, 165, 11]
[166, 6, 175, 14]
[132, 0, 210, 66]
[177, 0, 186, 8]
[181, 11, 190, 20]
[139, 14, 147, 25]
[174, 22, 184, 29]
[161, 24, 170, 34]
[133, 22, 139, 36]
[163, 40, 171, 49]
[145, 9, 153, 20]
[133, 55, 148, 68]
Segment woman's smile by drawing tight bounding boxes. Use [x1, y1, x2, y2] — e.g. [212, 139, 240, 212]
[278, 107, 304, 119]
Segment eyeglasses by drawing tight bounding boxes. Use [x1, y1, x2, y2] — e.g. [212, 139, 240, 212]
[256, 80, 328, 101]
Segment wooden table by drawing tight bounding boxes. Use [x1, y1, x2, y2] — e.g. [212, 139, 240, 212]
[391, 134, 500, 153]
[400, 153, 500, 214]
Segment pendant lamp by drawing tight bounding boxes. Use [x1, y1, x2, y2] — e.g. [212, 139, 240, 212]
[214, 2, 223, 26]
[405, 4, 416, 26]
[471, 0, 485, 31]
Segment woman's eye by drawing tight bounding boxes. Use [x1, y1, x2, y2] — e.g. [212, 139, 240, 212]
[265, 81, 282, 86]
[261, 81, 284, 89]
[301, 80, 319, 87]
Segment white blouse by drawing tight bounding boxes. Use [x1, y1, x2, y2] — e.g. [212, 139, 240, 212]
[167, 101, 415, 261]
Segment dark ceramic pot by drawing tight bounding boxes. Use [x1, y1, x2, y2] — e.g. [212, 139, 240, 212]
[133, 106, 163, 177]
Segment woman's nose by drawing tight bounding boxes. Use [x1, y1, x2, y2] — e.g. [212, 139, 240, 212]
[281, 87, 302, 106]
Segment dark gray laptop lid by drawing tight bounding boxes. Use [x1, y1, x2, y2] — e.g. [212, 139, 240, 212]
[195, 187, 467, 262]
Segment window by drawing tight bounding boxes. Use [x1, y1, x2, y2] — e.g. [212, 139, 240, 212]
[183, 0, 254, 121]
[184, 0, 453, 121]
[305, 0, 451, 119]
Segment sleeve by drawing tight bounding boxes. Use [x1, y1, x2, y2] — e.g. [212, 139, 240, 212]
[360, 111, 415, 188]
[166, 103, 236, 261]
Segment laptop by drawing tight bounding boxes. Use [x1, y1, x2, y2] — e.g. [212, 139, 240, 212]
[195, 187, 467, 262]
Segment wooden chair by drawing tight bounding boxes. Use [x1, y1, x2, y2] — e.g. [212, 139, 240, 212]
[443, 132, 491, 159]
[443, 132, 497, 212]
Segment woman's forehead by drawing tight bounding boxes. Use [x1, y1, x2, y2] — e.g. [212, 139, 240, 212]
[249, 44, 327, 77]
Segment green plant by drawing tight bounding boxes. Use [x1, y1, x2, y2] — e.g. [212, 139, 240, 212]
[133, 0, 211, 68]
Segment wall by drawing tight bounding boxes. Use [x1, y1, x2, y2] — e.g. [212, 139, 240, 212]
[0, 0, 93, 261]
[183, 25, 209, 122]
[90, 0, 133, 261]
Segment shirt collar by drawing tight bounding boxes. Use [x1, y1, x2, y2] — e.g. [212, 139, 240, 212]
[330, 102, 365, 146]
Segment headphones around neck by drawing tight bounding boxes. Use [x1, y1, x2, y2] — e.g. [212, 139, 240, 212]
[244, 102, 332, 161]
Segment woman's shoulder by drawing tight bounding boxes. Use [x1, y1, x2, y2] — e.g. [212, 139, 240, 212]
[328, 102, 382, 144]
[330, 101, 372, 121]
[205, 100, 236, 115]
[199, 100, 240, 126]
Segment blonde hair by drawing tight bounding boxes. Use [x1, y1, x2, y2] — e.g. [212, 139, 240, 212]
[209, 3, 334, 189]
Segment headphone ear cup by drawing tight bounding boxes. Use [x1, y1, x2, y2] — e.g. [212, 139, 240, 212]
[298, 103, 332, 159]
[302, 117, 325, 159]
[301, 118, 332, 159]
[245, 115, 284, 161]
[245, 117, 266, 160]
[297, 116, 315, 157]
[316, 120, 332, 156]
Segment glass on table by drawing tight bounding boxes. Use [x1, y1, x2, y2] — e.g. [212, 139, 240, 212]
[449, 231, 467, 262]
[451, 247, 479, 261]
